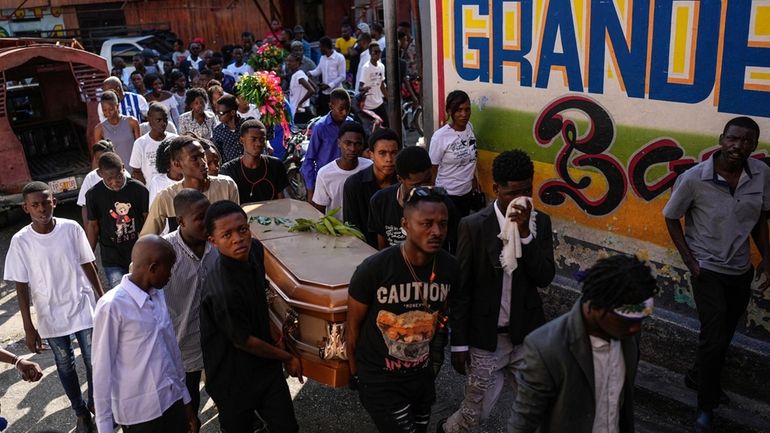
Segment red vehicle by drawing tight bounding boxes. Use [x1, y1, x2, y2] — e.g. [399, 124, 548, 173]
[0, 38, 107, 223]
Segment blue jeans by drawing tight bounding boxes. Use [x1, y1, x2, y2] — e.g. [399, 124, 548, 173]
[47, 328, 94, 417]
[103, 266, 128, 289]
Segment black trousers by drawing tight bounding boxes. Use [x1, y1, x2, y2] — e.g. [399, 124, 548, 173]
[316, 92, 331, 116]
[690, 267, 753, 410]
[371, 103, 389, 127]
[358, 371, 435, 433]
[122, 399, 186, 433]
[186, 370, 202, 431]
[448, 192, 478, 221]
[216, 368, 298, 433]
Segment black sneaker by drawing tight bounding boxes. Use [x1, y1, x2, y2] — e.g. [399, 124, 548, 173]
[75, 412, 94, 433]
[684, 371, 730, 405]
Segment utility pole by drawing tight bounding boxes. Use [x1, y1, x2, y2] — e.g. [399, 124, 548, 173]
[383, 0, 402, 141]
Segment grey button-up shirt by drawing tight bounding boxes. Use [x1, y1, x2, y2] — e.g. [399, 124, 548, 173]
[663, 151, 770, 275]
[162, 229, 219, 372]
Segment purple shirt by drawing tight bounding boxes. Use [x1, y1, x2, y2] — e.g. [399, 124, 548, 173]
[300, 113, 353, 190]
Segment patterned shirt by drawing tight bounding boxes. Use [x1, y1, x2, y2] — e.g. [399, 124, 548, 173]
[213, 115, 246, 164]
[162, 230, 218, 372]
[178, 111, 217, 140]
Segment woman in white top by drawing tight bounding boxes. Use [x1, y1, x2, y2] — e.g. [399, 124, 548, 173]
[428, 90, 479, 218]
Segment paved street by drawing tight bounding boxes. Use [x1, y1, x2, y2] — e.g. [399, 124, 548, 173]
[0, 202, 499, 433]
[0, 203, 686, 433]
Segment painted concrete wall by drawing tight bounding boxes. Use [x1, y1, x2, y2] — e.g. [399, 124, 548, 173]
[428, 0, 770, 340]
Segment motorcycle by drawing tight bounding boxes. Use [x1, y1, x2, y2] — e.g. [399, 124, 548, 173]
[282, 116, 323, 201]
[401, 74, 423, 136]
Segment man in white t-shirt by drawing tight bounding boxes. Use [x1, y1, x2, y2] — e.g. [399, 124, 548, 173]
[287, 54, 316, 124]
[358, 42, 388, 127]
[312, 122, 371, 221]
[5, 181, 104, 432]
[226, 47, 254, 80]
[129, 104, 177, 184]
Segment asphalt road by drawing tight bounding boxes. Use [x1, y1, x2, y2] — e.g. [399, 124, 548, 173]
[0, 203, 685, 433]
[0, 203, 496, 433]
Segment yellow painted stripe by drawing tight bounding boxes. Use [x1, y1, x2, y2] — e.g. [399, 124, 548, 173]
[464, 8, 487, 30]
[756, 6, 770, 36]
[442, 0, 452, 57]
[672, 6, 690, 75]
[504, 10, 516, 42]
[574, 0, 584, 44]
[535, 0, 544, 35]
[749, 71, 770, 81]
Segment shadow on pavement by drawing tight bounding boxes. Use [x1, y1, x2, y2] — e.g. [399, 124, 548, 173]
[0, 341, 82, 433]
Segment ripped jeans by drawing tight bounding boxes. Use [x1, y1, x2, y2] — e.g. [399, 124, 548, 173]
[444, 334, 525, 432]
[46, 328, 94, 417]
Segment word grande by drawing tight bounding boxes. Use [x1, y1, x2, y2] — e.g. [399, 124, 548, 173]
[454, 0, 770, 118]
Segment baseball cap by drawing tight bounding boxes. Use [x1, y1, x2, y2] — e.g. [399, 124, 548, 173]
[357, 23, 371, 34]
[293, 25, 305, 33]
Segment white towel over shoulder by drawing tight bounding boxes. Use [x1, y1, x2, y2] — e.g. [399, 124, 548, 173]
[498, 196, 537, 274]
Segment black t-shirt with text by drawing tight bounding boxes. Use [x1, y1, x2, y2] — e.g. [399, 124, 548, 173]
[85, 179, 149, 268]
[349, 246, 459, 380]
[221, 156, 289, 204]
[368, 184, 459, 248]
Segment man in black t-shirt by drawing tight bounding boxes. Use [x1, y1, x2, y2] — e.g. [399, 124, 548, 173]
[220, 119, 289, 204]
[85, 153, 149, 288]
[347, 186, 460, 433]
[369, 146, 458, 251]
[200, 201, 300, 433]
[343, 128, 400, 247]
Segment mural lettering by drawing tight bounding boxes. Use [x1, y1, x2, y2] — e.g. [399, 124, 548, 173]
[535, 95, 627, 216]
[537, 95, 770, 215]
[454, 0, 770, 118]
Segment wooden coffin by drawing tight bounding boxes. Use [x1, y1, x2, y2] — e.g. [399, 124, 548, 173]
[243, 199, 376, 388]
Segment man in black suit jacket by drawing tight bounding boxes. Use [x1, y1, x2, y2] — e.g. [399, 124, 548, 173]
[508, 254, 657, 433]
[439, 150, 555, 433]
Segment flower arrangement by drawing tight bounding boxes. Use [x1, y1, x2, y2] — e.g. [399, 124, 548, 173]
[236, 71, 289, 135]
[247, 42, 287, 72]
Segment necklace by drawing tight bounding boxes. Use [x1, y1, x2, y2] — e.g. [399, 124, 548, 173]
[396, 185, 404, 206]
[240, 156, 275, 199]
[400, 244, 436, 311]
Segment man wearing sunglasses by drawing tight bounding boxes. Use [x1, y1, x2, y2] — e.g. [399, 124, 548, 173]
[441, 150, 555, 433]
[508, 254, 656, 433]
[346, 186, 460, 433]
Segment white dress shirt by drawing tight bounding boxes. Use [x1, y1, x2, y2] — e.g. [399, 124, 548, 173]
[92, 274, 191, 432]
[309, 50, 346, 95]
[590, 336, 625, 433]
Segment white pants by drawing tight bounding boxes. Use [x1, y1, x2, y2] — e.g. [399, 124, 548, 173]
[444, 334, 525, 432]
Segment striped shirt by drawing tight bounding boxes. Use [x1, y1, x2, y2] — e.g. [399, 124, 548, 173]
[98, 91, 149, 123]
[162, 230, 218, 372]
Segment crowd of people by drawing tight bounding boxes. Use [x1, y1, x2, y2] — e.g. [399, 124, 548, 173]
[105, 18, 418, 143]
[0, 16, 767, 433]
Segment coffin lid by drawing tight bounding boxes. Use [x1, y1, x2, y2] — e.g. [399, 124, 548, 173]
[244, 199, 376, 311]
